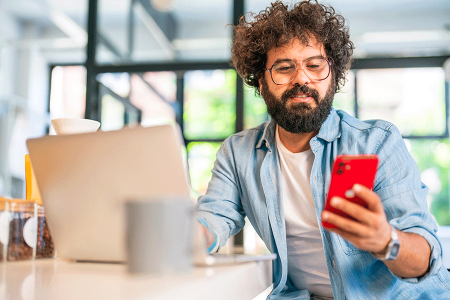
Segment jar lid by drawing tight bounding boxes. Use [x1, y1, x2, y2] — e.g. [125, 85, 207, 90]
[8, 199, 37, 213]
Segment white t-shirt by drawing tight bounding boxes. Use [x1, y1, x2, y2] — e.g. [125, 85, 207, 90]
[276, 127, 333, 297]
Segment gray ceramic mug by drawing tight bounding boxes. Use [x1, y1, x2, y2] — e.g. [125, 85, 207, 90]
[125, 197, 194, 275]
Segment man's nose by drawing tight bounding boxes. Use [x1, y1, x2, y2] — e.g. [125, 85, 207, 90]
[290, 67, 311, 86]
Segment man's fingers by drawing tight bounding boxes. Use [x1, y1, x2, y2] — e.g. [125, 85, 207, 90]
[352, 184, 384, 213]
[328, 196, 374, 226]
[322, 209, 367, 236]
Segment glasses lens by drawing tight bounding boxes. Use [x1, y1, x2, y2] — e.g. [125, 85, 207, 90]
[271, 61, 297, 85]
[303, 58, 330, 81]
[270, 58, 331, 85]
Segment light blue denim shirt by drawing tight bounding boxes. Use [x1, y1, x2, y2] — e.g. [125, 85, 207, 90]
[196, 109, 450, 299]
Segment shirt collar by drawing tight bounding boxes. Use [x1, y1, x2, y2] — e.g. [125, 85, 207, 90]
[256, 119, 277, 150]
[316, 108, 341, 142]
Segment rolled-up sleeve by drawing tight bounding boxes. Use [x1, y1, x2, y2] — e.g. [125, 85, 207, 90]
[195, 137, 246, 250]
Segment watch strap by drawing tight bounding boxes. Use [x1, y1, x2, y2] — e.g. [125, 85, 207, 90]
[371, 226, 400, 261]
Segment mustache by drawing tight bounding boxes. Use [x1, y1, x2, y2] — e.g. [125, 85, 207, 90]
[281, 84, 320, 104]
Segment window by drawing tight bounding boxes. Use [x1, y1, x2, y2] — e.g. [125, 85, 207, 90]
[357, 68, 446, 136]
[352, 62, 449, 226]
[407, 139, 450, 226]
[187, 142, 222, 195]
[244, 85, 268, 129]
[184, 69, 236, 140]
[134, 72, 177, 126]
[333, 70, 356, 116]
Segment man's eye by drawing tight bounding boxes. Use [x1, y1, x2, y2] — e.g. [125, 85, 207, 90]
[306, 64, 320, 70]
[275, 65, 295, 72]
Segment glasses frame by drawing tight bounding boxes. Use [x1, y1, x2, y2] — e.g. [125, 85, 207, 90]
[265, 57, 332, 85]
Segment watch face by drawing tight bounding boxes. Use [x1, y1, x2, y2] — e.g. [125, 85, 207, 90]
[391, 243, 400, 258]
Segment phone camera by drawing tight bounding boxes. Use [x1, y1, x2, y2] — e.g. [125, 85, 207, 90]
[337, 162, 345, 174]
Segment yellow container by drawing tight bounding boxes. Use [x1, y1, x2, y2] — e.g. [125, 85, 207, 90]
[25, 154, 42, 205]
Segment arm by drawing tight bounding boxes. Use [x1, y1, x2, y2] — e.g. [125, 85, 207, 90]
[197, 218, 219, 253]
[195, 137, 246, 251]
[199, 223, 216, 248]
[321, 183, 430, 278]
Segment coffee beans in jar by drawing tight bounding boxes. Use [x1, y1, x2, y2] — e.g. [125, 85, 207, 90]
[0, 199, 9, 262]
[35, 205, 55, 259]
[7, 200, 36, 261]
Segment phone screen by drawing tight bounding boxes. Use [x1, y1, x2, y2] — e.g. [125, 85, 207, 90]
[322, 154, 378, 229]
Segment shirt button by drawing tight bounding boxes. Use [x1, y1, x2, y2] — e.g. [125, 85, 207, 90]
[332, 259, 336, 268]
[314, 176, 317, 181]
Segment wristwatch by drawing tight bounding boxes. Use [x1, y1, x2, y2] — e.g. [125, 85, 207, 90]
[371, 226, 400, 261]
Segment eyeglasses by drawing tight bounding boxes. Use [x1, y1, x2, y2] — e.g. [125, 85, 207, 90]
[265, 57, 332, 85]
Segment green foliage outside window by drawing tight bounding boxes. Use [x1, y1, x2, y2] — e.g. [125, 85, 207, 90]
[244, 85, 268, 129]
[184, 69, 237, 139]
[407, 139, 450, 226]
[332, 70, 355, 116]
[187, 142, 222, 195]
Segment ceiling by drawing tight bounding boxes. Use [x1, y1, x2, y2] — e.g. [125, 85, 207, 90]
[0, 0, 449, 64]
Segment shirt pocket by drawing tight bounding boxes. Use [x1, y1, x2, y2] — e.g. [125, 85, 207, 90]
[337, 235, 365, 255]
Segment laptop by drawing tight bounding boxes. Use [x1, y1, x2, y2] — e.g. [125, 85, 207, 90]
[27, 123, 277, 265]
[26, 124, 191, 262]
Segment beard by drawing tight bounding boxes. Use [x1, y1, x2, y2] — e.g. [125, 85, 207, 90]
[260, 78, 335, 134]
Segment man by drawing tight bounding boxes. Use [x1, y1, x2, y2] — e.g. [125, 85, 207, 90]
[196, 1, 450, 299]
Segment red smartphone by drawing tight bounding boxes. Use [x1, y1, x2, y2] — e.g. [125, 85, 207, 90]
[322, 154, 379, 229]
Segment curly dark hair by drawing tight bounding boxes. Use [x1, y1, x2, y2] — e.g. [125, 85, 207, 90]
[231, 0, 354, 94]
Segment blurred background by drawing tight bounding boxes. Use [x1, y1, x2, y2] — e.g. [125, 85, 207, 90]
[0, 0, 449, 254]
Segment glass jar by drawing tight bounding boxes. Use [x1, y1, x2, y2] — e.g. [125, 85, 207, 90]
[0, 199, 9, 262]
[7, 200, 36, 261]
[35, 205, 56, 259]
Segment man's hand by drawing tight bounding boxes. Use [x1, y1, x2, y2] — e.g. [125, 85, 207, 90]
[321, 183, 391, 253]
[321, 183, 431, 278]
[198, 222, 216, 249]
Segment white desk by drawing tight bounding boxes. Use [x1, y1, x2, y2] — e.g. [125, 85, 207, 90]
[0, 258, 273, 300]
